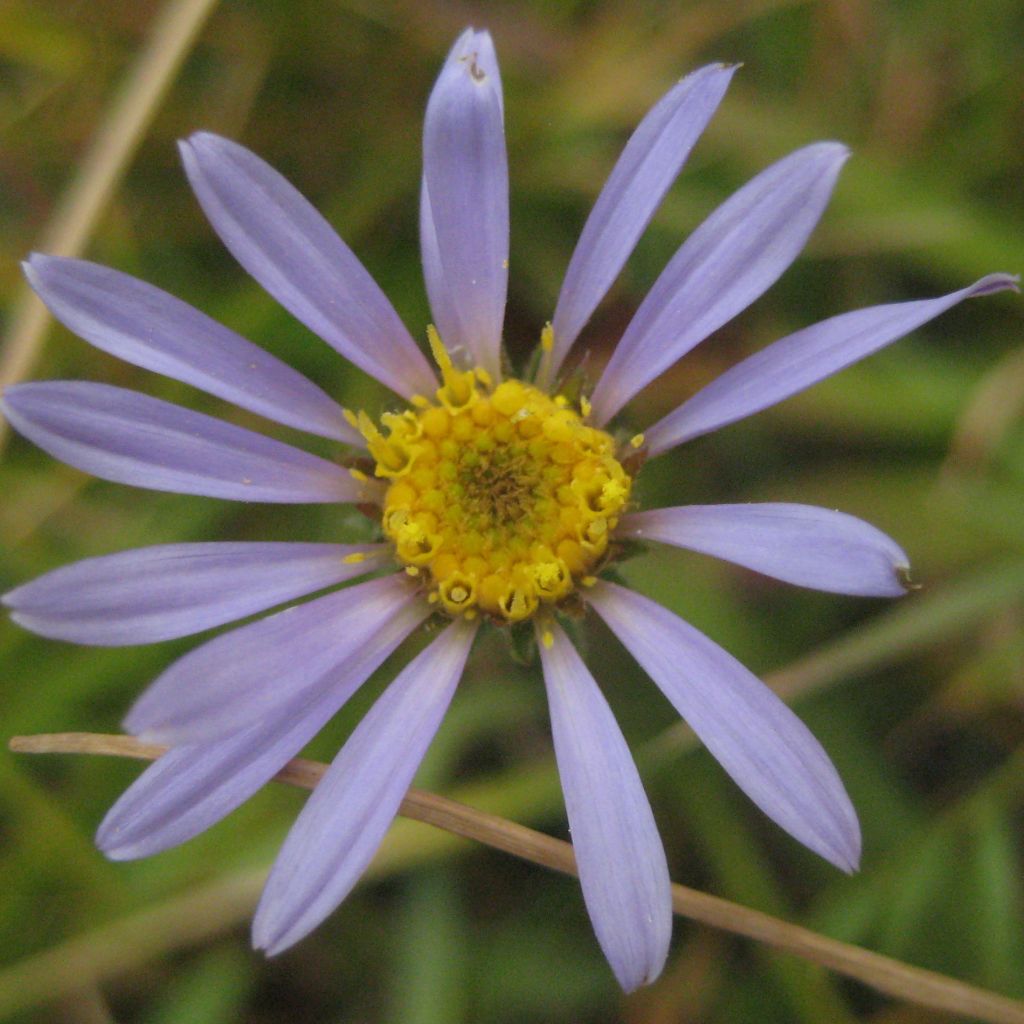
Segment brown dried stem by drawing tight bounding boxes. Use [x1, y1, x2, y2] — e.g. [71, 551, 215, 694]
[0, 0, 219, 438]
[9, 731, 1024, 1024]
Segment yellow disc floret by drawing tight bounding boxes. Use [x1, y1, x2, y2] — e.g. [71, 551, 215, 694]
[356, 329, 631, 622]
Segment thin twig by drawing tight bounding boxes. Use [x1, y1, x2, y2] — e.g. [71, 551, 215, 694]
[9, 732, 1024, 1024]
[0, 0, 220, 440]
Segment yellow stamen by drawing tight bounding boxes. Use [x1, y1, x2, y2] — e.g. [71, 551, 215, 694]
[356, 411, 409, 476]
[427, 325, 475, 409]
[358, 337, 632, 623]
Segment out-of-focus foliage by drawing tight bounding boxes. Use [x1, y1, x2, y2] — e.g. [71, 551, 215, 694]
[1, 1, 1021, 1021]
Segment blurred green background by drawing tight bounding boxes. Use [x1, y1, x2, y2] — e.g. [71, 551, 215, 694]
[1, 0, 1022, 1021]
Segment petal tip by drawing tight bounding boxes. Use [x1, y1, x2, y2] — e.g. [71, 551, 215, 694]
[818, 139, 852, 166]
[896, 563, 919, 594]
[103, 849, 134, 863]
[251, 915, 290, 958]
[669, 61, 740, 102]
[975, 272, 1020, 296]
[444, 27, 500, 89]
[95, 815, 142, 861]
[837, 844, 862, 875]
[250, 922, 269, 953]
[7, 611, 34, 638]
[796, 140, 851, 175]
[121, 714, 164, 744]
[94, 828, 122, 857]
[179, 132, 223, 167]
[454, 25, 494, 48]
[22, 252, 50, 279]
[826, 815, 862, 874]
[184, 130, 219, 149]
[609, 943, 670, 993]
[706, 60, 742, 79]
[176, 137, 198, 175]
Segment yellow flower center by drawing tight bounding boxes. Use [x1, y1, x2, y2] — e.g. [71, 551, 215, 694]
[354, 328, 631, 622]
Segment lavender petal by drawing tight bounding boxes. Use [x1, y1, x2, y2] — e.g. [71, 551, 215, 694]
[590, 581, 861, 871]
[422, 29, 508, 379]
[548, 64, 736, 378]
[420, 177, 461, 367]
[97, 604, 422, 859]
[180, 133, 437, 399]
[253, 618, 477, 955]
[589, 143, 849, 426]
[645, 273, 1021, 455]
[1, 381, 371, 504]
[124, 575, 429, 744]
[619, 504, 910, 596]
[3, 542, 387, 646]
[539, 623, 672, 991]
[23, 254, 361, 444]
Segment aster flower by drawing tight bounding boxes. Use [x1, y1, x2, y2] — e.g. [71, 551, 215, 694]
[2, 28, 1016, 992]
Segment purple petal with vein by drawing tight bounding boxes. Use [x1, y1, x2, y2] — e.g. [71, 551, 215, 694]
[253, 618, 477, 955]
[97, 604, 424, 859]
[23, 254, 360, 445]
[548, 64, 736, 379]
[124, 575, 427, 744]
[589, 143, 849, 426]
[420, 177, 461, 365]
[1, 381, 368, 504]
[179, 133, 436, 399]
[538, 622, 671, 991]
[619, 504, 909, 596]
[422, 28, 508, 379]
[590, 581, 860, 871]
[644, 273, 1020, 455]
[3, 542, 387, 646]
